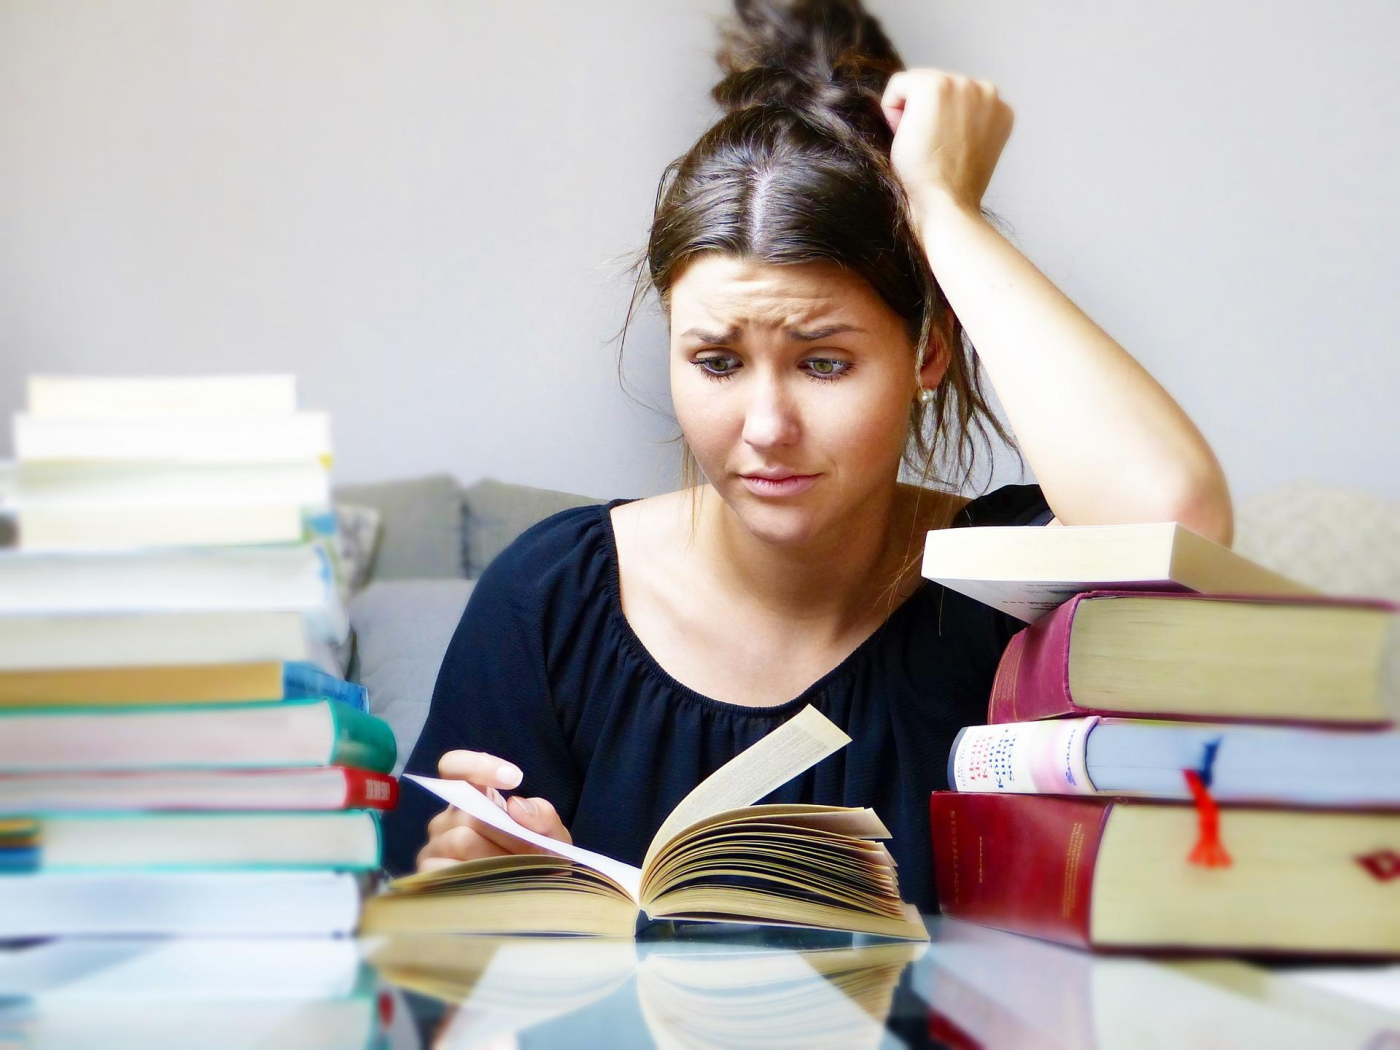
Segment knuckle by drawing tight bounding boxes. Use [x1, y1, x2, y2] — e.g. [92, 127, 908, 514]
[442, 825, 480, 857]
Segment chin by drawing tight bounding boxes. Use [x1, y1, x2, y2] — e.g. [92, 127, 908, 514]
[719, 485, 831, 547]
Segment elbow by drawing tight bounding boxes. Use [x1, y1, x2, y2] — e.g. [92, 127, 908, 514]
[1167, 472, 1234, 548]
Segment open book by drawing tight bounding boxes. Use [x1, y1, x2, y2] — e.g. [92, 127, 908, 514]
[359, 706, 927, 940]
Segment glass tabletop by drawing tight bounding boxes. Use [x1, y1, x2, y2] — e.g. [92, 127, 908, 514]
[3, 917, 1398, 1048]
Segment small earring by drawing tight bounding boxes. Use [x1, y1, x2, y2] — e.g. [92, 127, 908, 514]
[918, 387, 936, 404]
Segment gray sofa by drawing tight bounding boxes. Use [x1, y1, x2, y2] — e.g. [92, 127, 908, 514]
[328, 475, 598, 774]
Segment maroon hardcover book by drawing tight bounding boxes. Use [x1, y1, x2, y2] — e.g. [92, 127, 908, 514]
[987, 589, 1396, 727]
[930, 792, 1106, 949]
[929, 791, 1400, 957]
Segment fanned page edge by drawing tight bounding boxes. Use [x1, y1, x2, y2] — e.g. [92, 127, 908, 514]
[640, 705, 852, 875]
[403, 775, 643, 901]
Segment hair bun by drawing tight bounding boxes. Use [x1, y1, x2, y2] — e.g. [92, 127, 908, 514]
[713, 0, 904, 143]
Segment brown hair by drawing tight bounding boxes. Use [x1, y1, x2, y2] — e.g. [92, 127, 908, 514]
[614, 0, 1023, 599]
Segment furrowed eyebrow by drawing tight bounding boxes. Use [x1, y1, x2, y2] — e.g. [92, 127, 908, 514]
[679, 323, 866, 344]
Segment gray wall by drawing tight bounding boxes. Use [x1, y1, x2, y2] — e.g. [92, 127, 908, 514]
[2, 0, 1396, 503]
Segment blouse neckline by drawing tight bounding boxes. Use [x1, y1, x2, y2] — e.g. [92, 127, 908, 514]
[597, 497, 931, 719]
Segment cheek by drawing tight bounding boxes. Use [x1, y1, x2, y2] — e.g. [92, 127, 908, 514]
[817, 378, 911, 460]
[671, 368, 733, 454]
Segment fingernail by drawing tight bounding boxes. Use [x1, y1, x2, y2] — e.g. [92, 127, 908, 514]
[498, 763, 522, 788]
[513, 796, 537, 817]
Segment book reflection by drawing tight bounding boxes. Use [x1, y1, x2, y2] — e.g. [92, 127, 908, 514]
[366, 932, 925, 1049]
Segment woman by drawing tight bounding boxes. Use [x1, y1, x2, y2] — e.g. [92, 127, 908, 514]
[382, 0, 1231, 912]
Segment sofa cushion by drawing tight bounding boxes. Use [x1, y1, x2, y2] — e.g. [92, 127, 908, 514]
[462, 477, 597, 579]
[331, 474, 465, 582]
[347, 579, 475, 775]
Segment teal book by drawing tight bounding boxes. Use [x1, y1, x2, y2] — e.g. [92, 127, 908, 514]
[0, 698, 396, 774]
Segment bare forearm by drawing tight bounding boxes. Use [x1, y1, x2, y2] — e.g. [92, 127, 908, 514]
[917, 192, 1233, 543]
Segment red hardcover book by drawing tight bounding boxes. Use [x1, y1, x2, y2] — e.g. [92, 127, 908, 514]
[987, 590, 1395, 727]
[0, 766, 399, 813]
[929, 791, 1400, 957]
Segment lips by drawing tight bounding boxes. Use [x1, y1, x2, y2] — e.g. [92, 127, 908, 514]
[739, 473, 821, 497]
[741, 470, 815, 481]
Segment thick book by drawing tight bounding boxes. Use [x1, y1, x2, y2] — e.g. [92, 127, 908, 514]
[25, 374, 299, 418]
[0, 810, 381, 872]
[16, 501, 310, 550]
[0, 611, 318, 672]
[0, 767, 397, 814]
[921, 521, 1315, 623]
[360, 707, 928, 941]
[988, 590, 1396, 725]
[0, 871, 364, 937]
[0, 698, 396, 773]
[0, 541, 347, 644]
[12, 459, 329, 508]
[929, 792, 1400, 956]
[13, 411, 333, 465]
[0, 659, 367, 709]
[950, 717, 1400, 807]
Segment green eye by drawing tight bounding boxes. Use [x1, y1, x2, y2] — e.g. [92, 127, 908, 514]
[810, 360, 836, 375]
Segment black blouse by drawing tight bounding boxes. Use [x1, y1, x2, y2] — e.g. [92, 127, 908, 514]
[382, 483, 1053, 912]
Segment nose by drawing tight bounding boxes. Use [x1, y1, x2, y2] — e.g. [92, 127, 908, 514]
[741, 371, 802, 451]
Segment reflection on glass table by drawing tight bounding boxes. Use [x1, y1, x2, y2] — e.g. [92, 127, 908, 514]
[374, 917, 1400, 1050]
[2, 917, 1398, 1048]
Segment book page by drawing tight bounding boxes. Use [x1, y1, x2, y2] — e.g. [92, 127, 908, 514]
[641, 705, 851, 872]
[403, 775, 643, 901]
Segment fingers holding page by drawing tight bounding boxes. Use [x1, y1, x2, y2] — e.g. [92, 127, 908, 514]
[507, 795, 572, 845]
[437, 749, 523, 790]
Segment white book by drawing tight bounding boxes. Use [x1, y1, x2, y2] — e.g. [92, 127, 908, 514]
[17, 503, 306, 551]
[12, 460, 330, 507]
[0, 610, 313, 671]
[0, 542, 346, 644]
[0, 872, 361, 939]
[922, 521, 1313, 623]
[26, 374, 298, 418]
[14, 412, 332, 465]
[950, 718, 1400, 806]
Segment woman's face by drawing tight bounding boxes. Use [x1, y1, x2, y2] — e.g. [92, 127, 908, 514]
[669, 253, 944, 548]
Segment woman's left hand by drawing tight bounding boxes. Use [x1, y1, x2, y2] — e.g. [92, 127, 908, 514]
[881, 68, 1015, 221]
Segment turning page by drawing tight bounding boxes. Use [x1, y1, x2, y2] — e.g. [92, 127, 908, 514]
[641, 705, 851, 871]
[403, 775, 645, 900]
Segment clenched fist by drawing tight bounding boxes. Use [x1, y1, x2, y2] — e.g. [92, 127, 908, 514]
[881, 68, 1014, 220]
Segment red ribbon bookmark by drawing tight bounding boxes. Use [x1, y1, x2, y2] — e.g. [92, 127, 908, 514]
[1183, 769, 1232, 868]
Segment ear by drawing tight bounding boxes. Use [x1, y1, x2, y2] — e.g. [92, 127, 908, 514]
[917, 328, 952, 392]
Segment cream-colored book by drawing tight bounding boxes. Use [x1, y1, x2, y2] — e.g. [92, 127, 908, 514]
[26, 374, 298, 418]
[922, 521, 1314, 623]
[360, 706, 927, 941]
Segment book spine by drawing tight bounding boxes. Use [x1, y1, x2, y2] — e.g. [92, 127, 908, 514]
[986, 595, 1084, 723]
[325, 703, 397, 774]
[282, 662, 369, 712]
[948, 719, 1099, 795]
[929, 792, 1108, 948]
[340, 769, 398, 810]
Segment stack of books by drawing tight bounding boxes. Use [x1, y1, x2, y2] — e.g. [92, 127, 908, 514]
[922, 520, 1400, 957]
[0, 375, 396, 938]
